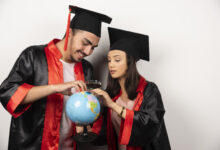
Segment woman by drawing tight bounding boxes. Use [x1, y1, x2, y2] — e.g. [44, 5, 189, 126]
[92, 27, 171, 150]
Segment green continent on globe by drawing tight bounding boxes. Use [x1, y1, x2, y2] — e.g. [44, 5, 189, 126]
[89, 101, 97, 114]
[88, 101, 99, 120]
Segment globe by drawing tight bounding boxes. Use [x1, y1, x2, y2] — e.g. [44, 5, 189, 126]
[65, 91, 101, 125]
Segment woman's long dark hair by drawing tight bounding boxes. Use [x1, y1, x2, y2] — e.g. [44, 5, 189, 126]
[106, 54, 140, 100]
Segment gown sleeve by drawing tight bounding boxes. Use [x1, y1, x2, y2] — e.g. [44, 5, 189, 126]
[0, 48, 35, 118]
[118, 82, 166, 146]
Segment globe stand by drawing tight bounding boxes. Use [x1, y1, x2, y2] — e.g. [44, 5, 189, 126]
[70, 80, 102, 143]
[73, 126, 98, 143]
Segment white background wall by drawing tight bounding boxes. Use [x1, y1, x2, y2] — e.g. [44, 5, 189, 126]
[1, 0, 220, 150]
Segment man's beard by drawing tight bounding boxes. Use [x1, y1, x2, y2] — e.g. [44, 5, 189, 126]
[70, 55, 78, 63]
[70, 50, 87, 63]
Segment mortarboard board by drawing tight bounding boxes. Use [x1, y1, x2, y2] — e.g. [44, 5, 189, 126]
[64, 5, 112, 50]
[108, 27, 149, 61]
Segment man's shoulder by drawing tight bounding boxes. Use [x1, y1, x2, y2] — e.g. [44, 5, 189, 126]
[23, 44, 46, 53]
[17, 44, 47, 61]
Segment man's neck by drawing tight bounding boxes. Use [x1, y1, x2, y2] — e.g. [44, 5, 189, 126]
[55, 39, 67, 61]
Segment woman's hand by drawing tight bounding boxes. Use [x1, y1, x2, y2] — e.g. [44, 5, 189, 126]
[91, 88, 113, 108]
[92, 88, 126, 118]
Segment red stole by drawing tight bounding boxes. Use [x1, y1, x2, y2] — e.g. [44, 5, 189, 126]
[107, 76, 147, 150]
[41, 39, 85, 150]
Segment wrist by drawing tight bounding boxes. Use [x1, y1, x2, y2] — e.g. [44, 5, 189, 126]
[50, 84, 58, 93]
[108, 100, 116, 109]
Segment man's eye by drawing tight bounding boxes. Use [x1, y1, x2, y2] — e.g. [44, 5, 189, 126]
[83, 42, 89, 46]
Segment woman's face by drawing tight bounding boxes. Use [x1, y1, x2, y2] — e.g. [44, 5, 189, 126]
[107, 50, 127, 79]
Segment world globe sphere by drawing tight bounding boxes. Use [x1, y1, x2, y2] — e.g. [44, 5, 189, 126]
[65, 91, 101, 125]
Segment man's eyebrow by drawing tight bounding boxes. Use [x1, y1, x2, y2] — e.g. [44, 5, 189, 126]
[84, 38, 98, 47]
[113, 55, 121, 57]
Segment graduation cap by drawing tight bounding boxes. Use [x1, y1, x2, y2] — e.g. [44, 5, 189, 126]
[64, 5, 112, 50]
[108, 27, 149, 61]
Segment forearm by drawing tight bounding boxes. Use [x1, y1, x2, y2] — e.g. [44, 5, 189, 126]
[21, 84, 57, 104]
[109, 102, 126, 119]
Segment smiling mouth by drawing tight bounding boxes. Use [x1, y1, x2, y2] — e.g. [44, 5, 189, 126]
[77, 51, 85, 59]
[78, 52, 83, 59]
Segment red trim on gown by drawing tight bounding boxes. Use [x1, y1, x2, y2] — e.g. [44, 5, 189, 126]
[108, 76, 147, 150]
[6, 83, 34, 118]
[41, 39, 85, 150]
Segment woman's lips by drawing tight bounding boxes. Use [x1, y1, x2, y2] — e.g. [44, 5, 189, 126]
[110, 70, 116, 74]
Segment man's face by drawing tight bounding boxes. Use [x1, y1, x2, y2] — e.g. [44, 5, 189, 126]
[67, 29, 100, 63]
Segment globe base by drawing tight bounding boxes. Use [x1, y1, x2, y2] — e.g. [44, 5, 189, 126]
[73, 132, 98, 143]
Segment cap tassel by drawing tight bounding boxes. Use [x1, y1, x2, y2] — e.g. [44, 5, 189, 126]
[64, 8, 72, 51]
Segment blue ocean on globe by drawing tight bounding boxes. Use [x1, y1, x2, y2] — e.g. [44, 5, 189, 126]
[65, 91, 101, 125]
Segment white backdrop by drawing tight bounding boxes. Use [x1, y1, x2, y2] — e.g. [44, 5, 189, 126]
[1, 0, 220, 150]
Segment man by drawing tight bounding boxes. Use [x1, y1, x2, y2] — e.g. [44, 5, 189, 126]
[0, 5, 111, 150]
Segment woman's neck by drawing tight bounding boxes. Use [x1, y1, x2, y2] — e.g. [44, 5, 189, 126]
[119, 77, 128, 99]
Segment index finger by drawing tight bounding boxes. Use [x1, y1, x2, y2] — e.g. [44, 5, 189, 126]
[75, 80, 87, 91]
[79, 80, 87, 91]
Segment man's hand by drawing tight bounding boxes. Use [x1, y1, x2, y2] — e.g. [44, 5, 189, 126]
[76, 126, 84, 133]
[76, 125, 91, 133]
[54, 80, 87, 95]
[22, 80, 87, 104]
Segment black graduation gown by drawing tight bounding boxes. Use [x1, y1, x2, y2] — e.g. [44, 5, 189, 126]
[92, 77, 171, 150]
[0, 39, 94, 150]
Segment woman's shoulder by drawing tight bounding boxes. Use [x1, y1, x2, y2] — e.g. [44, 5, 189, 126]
[143, 80, 161, 97]
[145, 80, 159, 90]
[141, 80, 165, 110]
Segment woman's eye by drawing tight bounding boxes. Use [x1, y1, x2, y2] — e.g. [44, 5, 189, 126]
[115, 59, 120, 62]
[107, 60, 111, 62]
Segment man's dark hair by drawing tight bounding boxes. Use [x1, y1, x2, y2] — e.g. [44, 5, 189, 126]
[63, 28, 81, 39]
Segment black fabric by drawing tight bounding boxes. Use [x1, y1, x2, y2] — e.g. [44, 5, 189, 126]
[128, 82, 171, 150]
[81, 59, 94, 81]
[0, 45, 48, 150]
[93, 81, 171, 150]
[0, 47, 35, 108]
[108, 27, 149, 61]
[91, 107, 108, 146]
[69, 5, 112, 37]
[0, 44, 94, 150]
